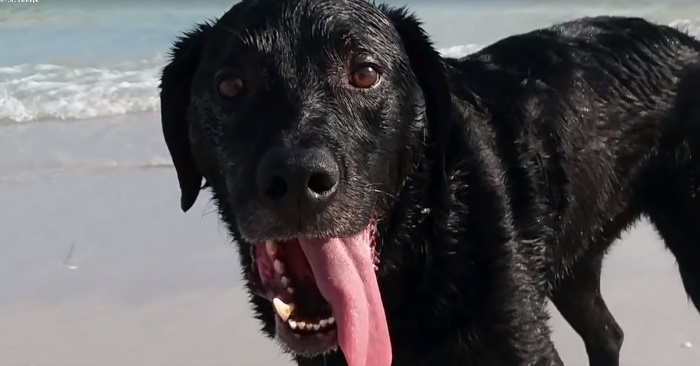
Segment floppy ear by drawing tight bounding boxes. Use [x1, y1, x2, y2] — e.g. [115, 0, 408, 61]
[380, 6, 452, 206]
[160, 23, 212, 212]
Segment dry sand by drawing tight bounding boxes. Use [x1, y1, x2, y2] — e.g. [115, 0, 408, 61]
[1, 114, 698, 366]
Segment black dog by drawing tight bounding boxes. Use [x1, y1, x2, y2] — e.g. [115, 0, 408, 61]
[159, 0, 700, 365]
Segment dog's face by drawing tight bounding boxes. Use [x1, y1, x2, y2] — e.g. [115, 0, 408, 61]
[160, 0, 450, 365]
[190, 0, 419, 242]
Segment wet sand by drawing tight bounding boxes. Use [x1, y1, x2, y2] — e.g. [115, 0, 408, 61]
[1, 116, 698, 366]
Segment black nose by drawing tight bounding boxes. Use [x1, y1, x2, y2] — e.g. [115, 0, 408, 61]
[256, 147, 340, 210]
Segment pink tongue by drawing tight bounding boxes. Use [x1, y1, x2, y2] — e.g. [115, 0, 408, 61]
[298, 230, 392, 366]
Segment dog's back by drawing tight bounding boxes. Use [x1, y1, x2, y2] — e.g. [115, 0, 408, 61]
[442, 16, 700, 365]
[449, 16, 700, 274]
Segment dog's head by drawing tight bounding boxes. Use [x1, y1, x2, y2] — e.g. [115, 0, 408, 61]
[160, 0, 450, 364]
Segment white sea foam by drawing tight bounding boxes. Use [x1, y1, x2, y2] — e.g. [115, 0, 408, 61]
[439, 44, 485, 58]
[1, 19, 698, 124]
[0, 56, 165, 124]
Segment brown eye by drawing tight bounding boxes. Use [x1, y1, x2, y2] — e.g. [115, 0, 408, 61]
[349, 65, 380, 88]
[218, 76, 244, 99]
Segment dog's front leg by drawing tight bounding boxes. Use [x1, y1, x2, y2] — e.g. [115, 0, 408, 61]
[478, 293, 564, 366]
[475, 241, 565, 366]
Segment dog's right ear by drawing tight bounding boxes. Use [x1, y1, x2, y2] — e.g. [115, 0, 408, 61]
[160, 22, 212, 212]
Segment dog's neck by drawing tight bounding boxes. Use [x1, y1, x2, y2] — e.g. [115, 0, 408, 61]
[372, 92, 496, 341]
[374, 104, 452, 267]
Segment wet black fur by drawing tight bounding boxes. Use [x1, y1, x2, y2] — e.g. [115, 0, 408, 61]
[159, 0, 700, 365]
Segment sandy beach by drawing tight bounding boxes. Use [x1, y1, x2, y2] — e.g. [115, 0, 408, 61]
[0, 113, 698, 366]
[1, 1, 699, 365]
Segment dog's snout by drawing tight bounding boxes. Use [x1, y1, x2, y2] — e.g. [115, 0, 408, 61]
[256, 147, 340, 210]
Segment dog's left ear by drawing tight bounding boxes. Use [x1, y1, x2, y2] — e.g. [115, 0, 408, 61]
[160, 23, 212, 212]
[380, 5, 451, 201]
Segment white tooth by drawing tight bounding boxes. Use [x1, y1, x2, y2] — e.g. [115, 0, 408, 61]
[313, 323, 321, 330]
[297, 321, 306, 329]
[289, 320, 298, 329]
[327, 317, 335, 325]
[287, 287, 294, 294]
[273, 259, 284, 274]
[281, 276, 290, 287]
[319, 319, 328, 327]
[305, 323, 314, 330]
[272, 298, 294, 322]
[265, 240, 278, 256]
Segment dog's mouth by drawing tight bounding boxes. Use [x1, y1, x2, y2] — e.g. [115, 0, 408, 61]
[247, 220, 392, 366]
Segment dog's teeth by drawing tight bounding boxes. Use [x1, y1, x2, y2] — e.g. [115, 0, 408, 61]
[312, 323, 321, 330]
[289, 320, 298, 329]
[280, 276, 290, 287]
[273, 259, 284, 274]
[327, 317, 335, 325]
[272, 297, 294, 322]
[319, 319, 328, 327]
[287, 287, 294, 294]
[265, 240, 278, 256]
[297, 321, 307, 329]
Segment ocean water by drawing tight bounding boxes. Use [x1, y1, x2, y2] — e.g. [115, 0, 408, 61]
[0, 0, 699, 125]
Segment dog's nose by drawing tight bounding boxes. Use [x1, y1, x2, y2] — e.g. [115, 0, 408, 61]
[256, 147, 340, 210]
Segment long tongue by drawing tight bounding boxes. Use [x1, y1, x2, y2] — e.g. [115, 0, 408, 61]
[298, 229, 392, 366]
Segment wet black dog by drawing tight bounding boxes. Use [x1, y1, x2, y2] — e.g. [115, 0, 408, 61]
[158, 0, 700, 365]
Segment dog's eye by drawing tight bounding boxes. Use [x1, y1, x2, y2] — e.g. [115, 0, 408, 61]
[218, 77, 244, 99]
[349, 65, 380, 88]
